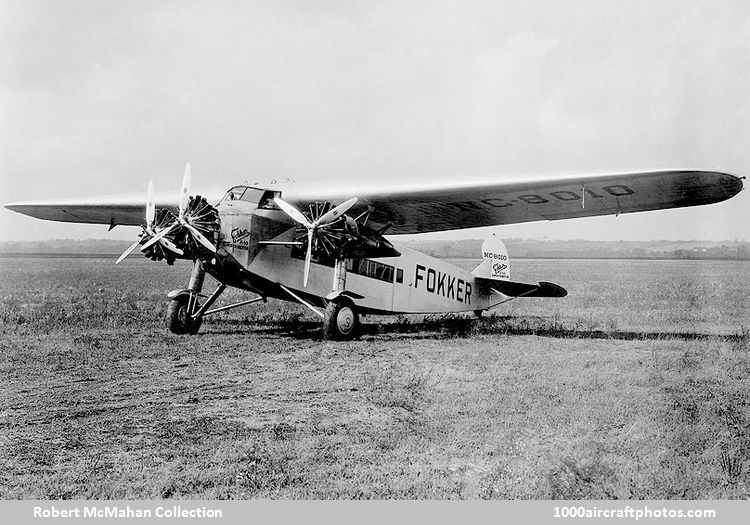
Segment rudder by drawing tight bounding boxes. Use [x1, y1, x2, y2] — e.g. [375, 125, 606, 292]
[472, 234, 510, 281]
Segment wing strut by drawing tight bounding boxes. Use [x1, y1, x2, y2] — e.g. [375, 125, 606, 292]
[277, 284, 325, 319]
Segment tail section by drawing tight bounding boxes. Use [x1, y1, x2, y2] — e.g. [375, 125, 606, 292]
[472, 234, 511, 280]
[472, 234, 567, 299]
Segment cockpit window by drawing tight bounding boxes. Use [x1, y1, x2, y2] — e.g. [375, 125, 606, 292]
[257, 190, 280, 210]
[224, 186, 247, 201]
[240, 188, 264, 203]
[223, 186, 267, 204]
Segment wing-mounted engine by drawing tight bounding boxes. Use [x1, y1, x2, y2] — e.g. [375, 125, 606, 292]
[293, 202, 400, 261]
[140, 207, 179, 264]
[273, 196, 400, 286]
[146, 195, 220, 263]
[116, 165, 221, 266]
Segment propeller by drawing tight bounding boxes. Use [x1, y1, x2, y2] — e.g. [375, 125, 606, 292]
[115, 181, 183, 264]
[274, 196, 358, 286]
[141, 163, 217, 254]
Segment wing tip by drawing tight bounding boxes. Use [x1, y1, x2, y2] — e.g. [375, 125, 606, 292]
[725, 172, 745, 198]
[705, 171, 745, 203]
[3, 203, 60, 222]
[5, 203, 28, 214]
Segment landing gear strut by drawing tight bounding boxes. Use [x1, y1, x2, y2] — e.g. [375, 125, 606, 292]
[323, 259, 360, 340]
[166, 259, 266, 335]
[166, 260, 206, 334]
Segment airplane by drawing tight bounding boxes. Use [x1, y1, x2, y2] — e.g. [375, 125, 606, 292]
[4, 166, 744, 339]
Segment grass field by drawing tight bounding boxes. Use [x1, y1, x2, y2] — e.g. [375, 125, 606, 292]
[1, 256, 749, 499]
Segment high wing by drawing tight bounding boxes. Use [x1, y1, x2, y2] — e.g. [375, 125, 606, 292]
[282, 170, 743, 234]
[5, 170, 743, 234]
[4, 189, 227, 227]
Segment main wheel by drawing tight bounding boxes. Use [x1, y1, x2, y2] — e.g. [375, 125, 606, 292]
[323, 299, 359, 340]
[166, 294, 203, 335]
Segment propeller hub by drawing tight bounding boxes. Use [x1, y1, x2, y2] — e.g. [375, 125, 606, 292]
[117, 164, 219, 265]
[274, 196, 358, 287]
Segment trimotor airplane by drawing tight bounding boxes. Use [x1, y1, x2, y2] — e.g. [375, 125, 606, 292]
[5, 166, 744, 339]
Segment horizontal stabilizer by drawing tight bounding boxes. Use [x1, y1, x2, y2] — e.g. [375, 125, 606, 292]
[487, 279, 567, 298]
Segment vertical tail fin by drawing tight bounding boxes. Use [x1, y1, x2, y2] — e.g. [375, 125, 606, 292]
[471, 234, 510, 281]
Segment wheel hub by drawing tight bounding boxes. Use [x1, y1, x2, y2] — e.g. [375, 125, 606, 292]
[336, 307, 355, 334]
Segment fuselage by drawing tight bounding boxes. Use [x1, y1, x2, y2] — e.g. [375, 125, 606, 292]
[210, 185, 503, 314]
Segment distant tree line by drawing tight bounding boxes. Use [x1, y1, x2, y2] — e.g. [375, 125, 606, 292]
[1, 238, 749, 260]
[397, 238, 750, 260]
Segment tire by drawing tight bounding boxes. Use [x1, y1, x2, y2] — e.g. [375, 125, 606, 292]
[166, 294, 203, 335]
[323, 299, 359, 340]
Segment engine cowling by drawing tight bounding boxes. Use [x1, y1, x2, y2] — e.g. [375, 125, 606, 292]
[291, 202, 400, 262]
[142, 195, 220, 264]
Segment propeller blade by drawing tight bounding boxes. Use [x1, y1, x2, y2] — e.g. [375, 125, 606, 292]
[315, 197, 358, 226]
[141, 224, 175, 251]
[115, 239, 143, 265]
[179, 163, 191, 217]
[184, 223, 217, 252]
[159, 237, 184, 255]
[146, 180, 155, 227]
[303, 229, 313, 287]
[273, 197, 312, 228]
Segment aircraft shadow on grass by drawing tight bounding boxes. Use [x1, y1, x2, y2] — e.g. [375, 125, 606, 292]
[202, 315, 738, 343]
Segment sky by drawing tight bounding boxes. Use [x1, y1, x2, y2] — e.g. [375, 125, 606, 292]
[1, 0, 749, 242]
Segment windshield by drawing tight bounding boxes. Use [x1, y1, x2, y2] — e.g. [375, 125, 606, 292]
[223, 186, 246, 201]
[223, 186, 265, 203]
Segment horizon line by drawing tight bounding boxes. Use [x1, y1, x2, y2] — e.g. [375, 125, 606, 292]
[0, 237, 748, 244]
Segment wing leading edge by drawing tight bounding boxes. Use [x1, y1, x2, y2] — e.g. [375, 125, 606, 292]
[282, 170, 743, 234]
[4, 190, 226, 227]
[5, 170, 743, 234]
